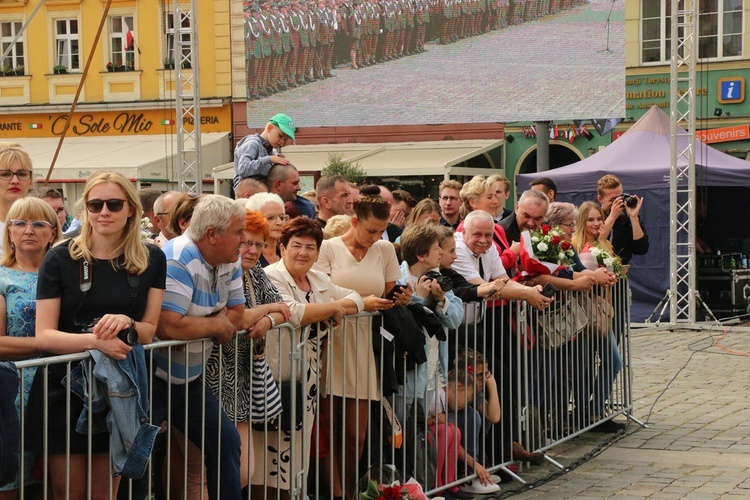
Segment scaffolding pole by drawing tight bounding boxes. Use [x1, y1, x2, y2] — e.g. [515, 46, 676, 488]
[667, 0, 698, 324]
[174, 0, 202, 195]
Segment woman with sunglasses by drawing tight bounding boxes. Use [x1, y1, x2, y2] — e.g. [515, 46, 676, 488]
[0, 143, 34, 255]
[245, 192, 288, 266]
[28, 171, 166, 500]
[0, 198, 60, 499]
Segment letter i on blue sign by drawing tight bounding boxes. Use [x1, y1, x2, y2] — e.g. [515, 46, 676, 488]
[718, 77, 744, 104]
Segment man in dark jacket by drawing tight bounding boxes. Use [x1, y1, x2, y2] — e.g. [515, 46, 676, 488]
[596, 174, 648, 265]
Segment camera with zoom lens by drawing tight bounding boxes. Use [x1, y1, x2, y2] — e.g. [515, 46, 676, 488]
[80, 318, 138, 346]
[620, 193, 638, 208]
[423, 270, 452, 292]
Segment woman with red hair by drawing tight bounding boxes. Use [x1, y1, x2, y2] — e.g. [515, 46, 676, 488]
[204, 208, 291, 493]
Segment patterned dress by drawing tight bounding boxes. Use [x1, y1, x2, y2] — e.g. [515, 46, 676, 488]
[0, 266, 39, 491]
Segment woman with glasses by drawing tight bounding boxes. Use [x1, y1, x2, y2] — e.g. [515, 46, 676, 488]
[258, 217, 364, 498]
[28, 171, 166, 500]
[204, 208, 290, 494]
[0, 143, 34, 254]
[245, 192, 288, 266]
[0, 198, 60, 499]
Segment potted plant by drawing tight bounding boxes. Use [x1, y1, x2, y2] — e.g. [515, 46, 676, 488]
[2, 62, 12, 76]
[14, 64, 23, 76]
[106, 62, 114, 72]
[114, 62, 125, 72]
[163, 58, 174, 70]
[125, 61, 135, 71]
[52, 65, 68, 74]
[181, 60, 191, 69]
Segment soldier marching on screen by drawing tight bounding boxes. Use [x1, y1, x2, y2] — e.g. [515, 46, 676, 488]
[305, 0, 319, 81]
[244, 4, 263, 100]
[414, 0, 428, 53]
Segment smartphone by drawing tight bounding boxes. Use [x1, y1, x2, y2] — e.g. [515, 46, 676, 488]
[541, 282, 557, 298]
[385, 284, 407, 302]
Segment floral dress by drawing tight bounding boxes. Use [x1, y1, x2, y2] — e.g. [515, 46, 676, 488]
[0, 267, 39, 491]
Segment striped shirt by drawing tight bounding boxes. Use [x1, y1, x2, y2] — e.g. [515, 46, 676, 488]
[154, 234, 244, 384]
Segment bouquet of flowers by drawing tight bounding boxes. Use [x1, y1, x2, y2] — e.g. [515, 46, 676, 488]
[360, 478, 427, 500]
[519, 224, 575, 277]
[582, 245, 626, 277]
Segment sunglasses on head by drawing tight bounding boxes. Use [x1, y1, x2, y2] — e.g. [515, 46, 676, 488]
[86, 198, 127, 213]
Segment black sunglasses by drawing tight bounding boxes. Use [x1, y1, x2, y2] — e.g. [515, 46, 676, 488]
[86, 198, 127, 213]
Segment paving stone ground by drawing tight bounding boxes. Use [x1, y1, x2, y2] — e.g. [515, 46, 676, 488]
[245, 0, 625, 128]
[489, 325, 750, 498]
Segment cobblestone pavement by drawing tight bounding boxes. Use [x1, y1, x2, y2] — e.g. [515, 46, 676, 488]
[493, 325, 750, 498]
[245, 0, 625, 128]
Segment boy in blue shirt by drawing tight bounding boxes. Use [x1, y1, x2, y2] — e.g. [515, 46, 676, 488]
[233, 113, 296, 189]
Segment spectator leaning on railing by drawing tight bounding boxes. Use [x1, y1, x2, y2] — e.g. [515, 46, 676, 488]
[152, 194, 247, 500]
[31, 171, 166, 499]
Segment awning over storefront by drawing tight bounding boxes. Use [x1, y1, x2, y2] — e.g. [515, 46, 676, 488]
[212, 139, 505, 183]
[16, 133, 231, 183]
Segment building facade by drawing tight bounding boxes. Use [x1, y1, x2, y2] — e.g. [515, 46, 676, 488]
[0, 0, 234, 200]
[624, 0, 750, 158]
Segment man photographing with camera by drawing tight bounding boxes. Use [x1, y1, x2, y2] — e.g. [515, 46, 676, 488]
[597, 174, 649, 265]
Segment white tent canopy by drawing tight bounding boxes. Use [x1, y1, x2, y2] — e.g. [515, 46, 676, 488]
[18, 133, 231, 183]
[213, 139, 505, 184]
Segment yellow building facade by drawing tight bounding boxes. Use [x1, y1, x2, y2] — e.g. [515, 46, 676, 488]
[0, 0, 234, 195]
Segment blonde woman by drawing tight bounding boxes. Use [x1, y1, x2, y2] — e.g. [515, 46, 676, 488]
[29, 171, 166, 499]
[0, 198, 60, 499]
[0, 143, 34, 253]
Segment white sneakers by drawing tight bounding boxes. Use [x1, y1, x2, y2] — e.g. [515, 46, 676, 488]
[459, 477, 501, 495]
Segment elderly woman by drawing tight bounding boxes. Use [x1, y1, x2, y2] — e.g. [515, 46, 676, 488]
[0, 143, 34, 253]
[258, 217, 364, 498]
[204, 209, 290, 492]
[0, 198, 60, 498]
[244, 192, 287, 266]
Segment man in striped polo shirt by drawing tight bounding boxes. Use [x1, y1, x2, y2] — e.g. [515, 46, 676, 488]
[152, 195, 247, 500]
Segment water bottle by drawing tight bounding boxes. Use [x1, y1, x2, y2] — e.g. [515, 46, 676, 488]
[743, 255, 749, 269]
[730, 256, 736, 269]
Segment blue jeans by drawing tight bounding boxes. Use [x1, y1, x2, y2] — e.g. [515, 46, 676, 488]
[151, 377, 242, 500]
[580, 332, 622, 417]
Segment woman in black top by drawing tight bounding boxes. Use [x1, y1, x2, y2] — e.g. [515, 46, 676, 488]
[32, 171, 166, 500]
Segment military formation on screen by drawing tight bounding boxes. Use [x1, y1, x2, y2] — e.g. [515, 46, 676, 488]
[242, 0, 586, 99]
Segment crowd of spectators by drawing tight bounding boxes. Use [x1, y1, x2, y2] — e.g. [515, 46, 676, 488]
[0, 136, 647, 499]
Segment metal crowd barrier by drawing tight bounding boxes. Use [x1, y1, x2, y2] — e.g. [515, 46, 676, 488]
[6, 281, 633, 499]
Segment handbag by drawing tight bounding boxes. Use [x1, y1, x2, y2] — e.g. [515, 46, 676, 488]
[252, 380, 304, 433]
[252, 342, 305, 432]
[536, 294, 588, 349]
[580, 293, 615, 337]
[250, 339, 284, 424]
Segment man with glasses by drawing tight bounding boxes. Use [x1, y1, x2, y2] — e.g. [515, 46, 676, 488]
[29, 187, 71, 231]
[150, 190, 181, 247]
[439, 179, 463, 229]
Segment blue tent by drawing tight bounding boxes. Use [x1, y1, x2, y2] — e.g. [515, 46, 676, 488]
[516, 106, 750, 321]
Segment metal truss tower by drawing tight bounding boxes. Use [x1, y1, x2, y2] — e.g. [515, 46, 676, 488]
[174, 0, 202, 195]
[667, 0, 698, 324]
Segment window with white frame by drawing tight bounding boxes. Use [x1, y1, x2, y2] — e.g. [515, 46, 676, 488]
[641, 0, 743, 64]
[54, 18, 79, 71]
[698, 0, 743, 59]
[0, 22, 25, 74]
[165, 11, 192, 68]
[109, 15, 135, 69]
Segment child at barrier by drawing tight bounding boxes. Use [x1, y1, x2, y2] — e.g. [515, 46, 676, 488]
[428, 372, 499, 497]
[450, 349, 500, 474]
